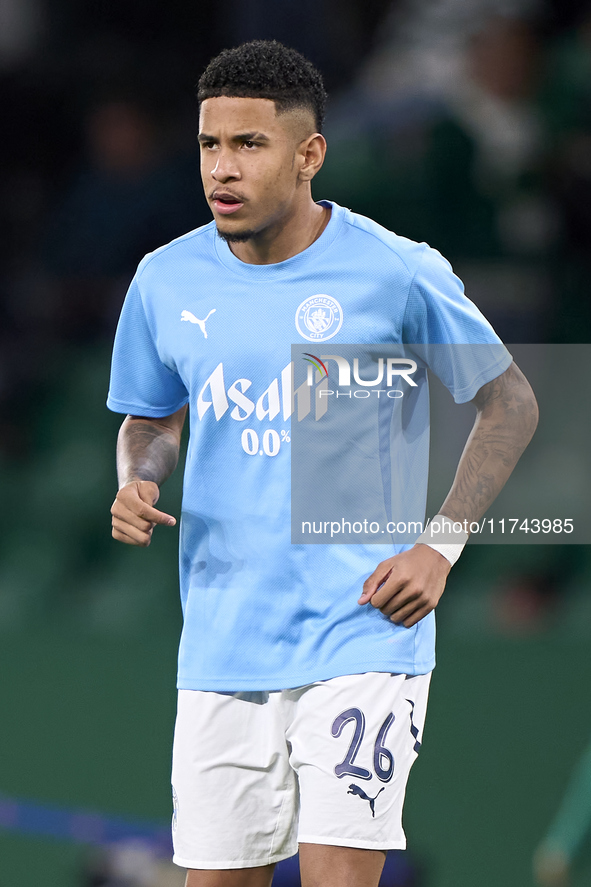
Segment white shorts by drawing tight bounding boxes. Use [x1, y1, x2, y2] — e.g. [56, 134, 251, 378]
[171, 671, 431, 869]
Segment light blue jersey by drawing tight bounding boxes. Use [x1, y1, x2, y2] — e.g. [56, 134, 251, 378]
[107, 201, 511, 690]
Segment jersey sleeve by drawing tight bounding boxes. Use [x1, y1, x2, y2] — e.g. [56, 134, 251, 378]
[402, 245, 512, 403]
[107, 274, 189, 417]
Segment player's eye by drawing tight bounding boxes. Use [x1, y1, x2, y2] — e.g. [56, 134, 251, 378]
[242, 140, 256, 149]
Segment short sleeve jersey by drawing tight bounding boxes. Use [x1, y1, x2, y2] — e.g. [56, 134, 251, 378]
[108, 201, 511, 690]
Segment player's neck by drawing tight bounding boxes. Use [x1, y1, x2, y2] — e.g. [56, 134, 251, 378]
[228, 200, 330, 266]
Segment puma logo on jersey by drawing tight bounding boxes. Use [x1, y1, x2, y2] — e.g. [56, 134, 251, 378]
[181, 309, 216, 338]
[347, 784, 385, 817]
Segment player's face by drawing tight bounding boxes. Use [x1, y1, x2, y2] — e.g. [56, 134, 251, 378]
[199, 96, 314, 243]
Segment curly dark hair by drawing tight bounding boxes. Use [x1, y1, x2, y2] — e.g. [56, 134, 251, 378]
[197, 40, 327, 132]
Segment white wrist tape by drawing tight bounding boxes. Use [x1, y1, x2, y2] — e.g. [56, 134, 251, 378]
[416, 514, 469, 566]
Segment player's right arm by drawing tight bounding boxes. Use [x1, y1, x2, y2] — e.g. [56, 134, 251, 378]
[111, 405, 187, 547]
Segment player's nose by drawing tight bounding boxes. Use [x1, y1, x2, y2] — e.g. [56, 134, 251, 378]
[211, 148, 240, 182]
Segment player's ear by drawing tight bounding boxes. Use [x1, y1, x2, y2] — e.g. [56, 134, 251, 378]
[298, 133, 326, 182]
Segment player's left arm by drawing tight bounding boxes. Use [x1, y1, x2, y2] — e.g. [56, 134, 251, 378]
[359, 361, 538, 627]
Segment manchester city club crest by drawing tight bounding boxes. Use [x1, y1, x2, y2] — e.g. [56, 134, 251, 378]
[295, 295, 343, 342]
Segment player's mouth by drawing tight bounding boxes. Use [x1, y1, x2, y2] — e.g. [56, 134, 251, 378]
[212, 192, 245, 215]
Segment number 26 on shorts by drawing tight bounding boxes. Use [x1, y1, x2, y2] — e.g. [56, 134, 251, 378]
[331, 708, 395, 783]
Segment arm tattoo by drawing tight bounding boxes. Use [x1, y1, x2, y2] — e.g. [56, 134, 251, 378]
[440, 362, 538, 524]
[117, 418, 181, 489]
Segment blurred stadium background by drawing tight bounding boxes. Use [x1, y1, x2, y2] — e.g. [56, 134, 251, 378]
[2, 0, 591, 884]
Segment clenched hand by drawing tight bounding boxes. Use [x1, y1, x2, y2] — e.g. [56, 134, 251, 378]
[358, 544, 451, 627]
[111, 480, 176, 547]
